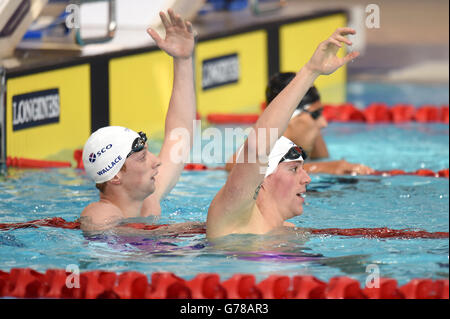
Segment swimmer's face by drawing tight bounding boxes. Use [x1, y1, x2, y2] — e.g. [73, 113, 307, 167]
[285, 101, 327, 155]
[264, 160, 311, 219]
[119, 143, 161, 198]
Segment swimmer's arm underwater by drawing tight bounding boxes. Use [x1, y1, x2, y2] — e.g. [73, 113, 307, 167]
[81, 219, 205, 237]
[142, 10, 197, 214]
[207, 28, 359, 238]
[304, 159, 374, 175]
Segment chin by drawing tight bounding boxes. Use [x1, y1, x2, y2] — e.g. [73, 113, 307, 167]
[142, 182, 156, 198]
[292, 205, 303, 217]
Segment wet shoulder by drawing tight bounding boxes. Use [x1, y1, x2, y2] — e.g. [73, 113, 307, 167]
[80, 201, 123, 231]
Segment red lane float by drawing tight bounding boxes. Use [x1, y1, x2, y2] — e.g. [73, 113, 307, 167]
[0, 218, 448, 239]
[184, 163, 208, 171]
[0, 268, 448, 299]
[441, 105, 449, 123]
[438, 169, 449, 178]
[205, 104, 449, 124]
[73, 149, 84, 169]
[363, 278, 404, 299]
[309, 227, 449, 239]
[415, 105, 441, 123]
[324, 103, 366, 122]
[323, 103, 449, 124]
[184, 164, 225, 171]
[6, 157, 71, 169]
[326, 277, 366, 299]
[0, 217, 80, 231]
[221, 274, 262, 298]
[390, 104, 416, 123]
[291, 275, 327, 299]
[371, 168, 449, 178]
[364, 103, 392, 123]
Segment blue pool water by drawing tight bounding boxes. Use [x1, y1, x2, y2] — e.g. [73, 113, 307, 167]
[0, 82, 448, 285]
[347, 81, 449, 108]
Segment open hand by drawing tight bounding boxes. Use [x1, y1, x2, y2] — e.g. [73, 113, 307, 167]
[336, 160, 374, 175]
[305, 28, 360, 76]
[147, 9, 195, 59]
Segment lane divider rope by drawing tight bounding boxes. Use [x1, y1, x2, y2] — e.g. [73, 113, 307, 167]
[0, 268, 447, 299]
[5, 152, 449, 180]
[206, 103, 449, 124]
[0, 218, 448, 239]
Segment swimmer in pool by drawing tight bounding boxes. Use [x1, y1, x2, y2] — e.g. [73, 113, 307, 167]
[207, 28, 360, 239]
[225, 73, 374, 175]
[80, 10, 197, 232]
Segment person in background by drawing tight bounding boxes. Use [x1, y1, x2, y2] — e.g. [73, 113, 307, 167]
[225, 72, 373, 176]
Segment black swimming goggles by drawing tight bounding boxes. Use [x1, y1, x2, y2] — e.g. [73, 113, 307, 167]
[302, 107, 323, 120]
[279, 146, 308, 164]
[127, 131, 147, 158]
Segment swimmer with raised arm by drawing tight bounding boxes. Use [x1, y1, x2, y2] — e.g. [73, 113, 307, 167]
[207, 28, 360, 239]
[225, 73, 373, 175]
[80, 10, 197, 232]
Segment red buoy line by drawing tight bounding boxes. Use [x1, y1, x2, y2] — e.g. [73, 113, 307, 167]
[206, 103, 449, 124]
[0, 268, 447, 299]
[0, 219, 448, 299]
[5, 152, 449, 180]
[5, 157, 72, 169]
[0, 217, 448, 240]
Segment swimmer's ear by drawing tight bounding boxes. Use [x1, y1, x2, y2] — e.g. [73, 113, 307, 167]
[109, 174, 121, 186]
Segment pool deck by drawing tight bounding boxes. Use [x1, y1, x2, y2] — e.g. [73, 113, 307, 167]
[2, 0, 448, 83]
[308, 0, 450, 83]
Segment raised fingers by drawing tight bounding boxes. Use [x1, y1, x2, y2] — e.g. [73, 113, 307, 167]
[342, 50, 360, 64]
[147, 28, 162, 45]
[159, 11, 171, 29]
[333, 27, 356, 36]
[335, 34, 352, 46]
[185, 21, 194, 33]
[324, 37, 342, 48]
[176, 14, 186, 30]
[168, 9, 186, 30]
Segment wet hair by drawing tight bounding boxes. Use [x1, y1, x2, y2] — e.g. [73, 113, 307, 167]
[265, 72, 320, 110]
[95, 163, 127, 193]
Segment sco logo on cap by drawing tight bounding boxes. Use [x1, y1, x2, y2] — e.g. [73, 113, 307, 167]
[89, 144, 113, 163]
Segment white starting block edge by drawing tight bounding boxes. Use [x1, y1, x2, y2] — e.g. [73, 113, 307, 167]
[13, 0, 205, 57]
[0, 0, 48, 60]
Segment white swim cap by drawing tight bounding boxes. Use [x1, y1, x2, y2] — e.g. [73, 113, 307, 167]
[264, 136, 305, 178]
[82, 126, 140, 183]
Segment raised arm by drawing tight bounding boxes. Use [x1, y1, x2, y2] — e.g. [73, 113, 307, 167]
[208, 28, 359, 227]
[145, 9, 196, 201]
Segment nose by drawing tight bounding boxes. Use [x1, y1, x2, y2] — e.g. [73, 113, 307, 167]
[149, 151, 162, 169]
[300, 168, 311, 185]
[318, 114, 328, 129]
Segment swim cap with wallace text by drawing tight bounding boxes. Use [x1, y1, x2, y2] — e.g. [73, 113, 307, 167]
[82, 126, 140, 183]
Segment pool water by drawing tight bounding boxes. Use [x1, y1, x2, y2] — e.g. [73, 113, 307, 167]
[0, 82, 448, 286]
